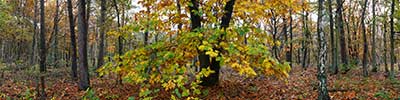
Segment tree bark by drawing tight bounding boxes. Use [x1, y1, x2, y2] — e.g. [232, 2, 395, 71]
[271, 10, 279, 60]
[78, 0, 90, 90]
[361, 0, 369, 77]
[97, 0, 106, 75]
[67, 0, 78, 79]
[191, 0, 235, 86]
[97, 0, 107, 74]
[112, 0, 124, 85]
[327, 0, 338, 74]
[39, 0, 47, 99]
[371, 0, 377, 72]
[389, 0, 396, 78]
[301, 5, 310, 69]
[317, 0, 330, 99]
[51, 0, 60, 66]
[31, 0, 38, 65]
[289, 10, 293, 66]
[383, 20, 388, 73]
[337, 0, 349, 72]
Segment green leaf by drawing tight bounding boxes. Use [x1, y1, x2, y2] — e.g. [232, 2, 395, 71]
[174, 88, 182, 98]
[237, 27, 249, 36]
[139, 89, 152, 97]
[182, 88, 190, 97]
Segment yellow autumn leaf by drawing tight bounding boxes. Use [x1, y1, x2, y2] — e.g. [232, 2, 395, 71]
[275, 41, 281, 46]
[162, 80, 175, 91]
[198, 45, 206, 50]
[205, 50, 218, 57]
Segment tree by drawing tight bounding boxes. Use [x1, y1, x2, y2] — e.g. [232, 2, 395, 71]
[78, 0, 90, 90]
[317, 0, 330, 99]
[31, 0, 39, 65]
[389, 0, 396, 78]
[301, 1, 311, 69]
[337, 0, 349, 72]
[371, 0, 377, 72]
[361, 0, 369, 77]
[97, 0, 106, 75]
[383, 19, 389, 73]
[196, 0, 236, 86]
[49, 0, 61, 66]
[112, 0, 123, 85]
[98, 0, 294, 98]
[187, 0, 236, 86]
[327, 0, 338, 74]
[67, 0, 78, 79]
[39, 0, 47, 99]
[288, 9, 293, 67]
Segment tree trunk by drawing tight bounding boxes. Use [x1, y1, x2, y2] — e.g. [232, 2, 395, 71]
[337, 0, 349, 72]
[371, 0, 377, 72]
[97, 0, 106, 75]
[327, 0, 338, 74]
[289, 10, 293, 66]
[345, 2, 351, 62]
[191, 0, 235, 86]
[383, 20, 388, 73]
[361, 0, 369, 77]
[67, 0, 78, 80]
[283, 17, 288, 63]
[317, 0, 330, 99]
[271, 10, 279, 60]
[188, 0, 209, 86]
[51, 0, 60, 67]
[302, 7, 310, 69]
[389, 0, 396, 78]
[78, 0, 90, 90]
[350, 0, 359, 64]
[113, 0, 123, 85]
[39, 0, 47, 99]
[31, 0, 38, 65]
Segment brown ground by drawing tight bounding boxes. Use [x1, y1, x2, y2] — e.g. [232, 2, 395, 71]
[1, 65, 399, 100]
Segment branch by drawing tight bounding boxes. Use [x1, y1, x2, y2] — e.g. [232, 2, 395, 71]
[220, 0, 236, 29]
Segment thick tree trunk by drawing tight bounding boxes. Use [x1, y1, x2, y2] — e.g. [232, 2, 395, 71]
[97, 0, 106, 75]
[337, 0, 349, 72]
[317, 0, 330, 99]
[67, 0, 78, 79]
[188, 0, 209, 86]
[361, 0, 369, 77]
[78, 0, 90, 90]
[190, 0, 235, 86]
[39, 0, 47, 99]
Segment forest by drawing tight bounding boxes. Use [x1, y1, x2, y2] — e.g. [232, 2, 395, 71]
[0, 0, 399, 99]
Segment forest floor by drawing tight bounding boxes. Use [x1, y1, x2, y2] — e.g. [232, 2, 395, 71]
[1, 64, 400, 100]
